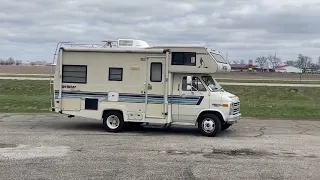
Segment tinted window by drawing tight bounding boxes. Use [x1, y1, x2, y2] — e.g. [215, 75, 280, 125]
[172, 52, 196, 66]
[62, 65, 87, 84]
[210, 52, 227, 64]
[109, 68, 123, 81]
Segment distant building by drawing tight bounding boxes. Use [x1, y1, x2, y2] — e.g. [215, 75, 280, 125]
[275, 65, 302, 73]
[230, 64, 258, 72]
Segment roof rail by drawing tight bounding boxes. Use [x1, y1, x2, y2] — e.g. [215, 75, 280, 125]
[58, 39, 150, 49]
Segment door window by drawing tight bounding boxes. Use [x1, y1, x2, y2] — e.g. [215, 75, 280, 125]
[150, 62, 162, 82]
[181, 76, 206, 91]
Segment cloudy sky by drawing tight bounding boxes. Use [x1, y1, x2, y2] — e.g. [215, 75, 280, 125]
[1, 0, 320, 64]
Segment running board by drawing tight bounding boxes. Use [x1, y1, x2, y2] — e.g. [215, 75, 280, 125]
[170, 122, 195, 126]
[144, 118, 167, 124]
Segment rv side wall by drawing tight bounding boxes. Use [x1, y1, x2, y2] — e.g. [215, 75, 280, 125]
[53, 50, 167, 121]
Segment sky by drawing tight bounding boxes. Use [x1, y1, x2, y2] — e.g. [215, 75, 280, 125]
[1, 0, 320, 64]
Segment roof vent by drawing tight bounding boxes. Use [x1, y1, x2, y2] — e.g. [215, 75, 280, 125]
[118, 39, 149, 48]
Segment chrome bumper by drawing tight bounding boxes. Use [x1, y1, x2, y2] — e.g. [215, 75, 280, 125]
[226, 113, 241, 124]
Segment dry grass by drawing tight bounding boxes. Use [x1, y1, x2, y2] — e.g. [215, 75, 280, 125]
[0, 65, 320, 81]
[0, 65, 52, 75]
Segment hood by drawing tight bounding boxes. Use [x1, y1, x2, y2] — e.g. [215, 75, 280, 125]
[220, 91, 237, 98]
[219, 91, 239, 102]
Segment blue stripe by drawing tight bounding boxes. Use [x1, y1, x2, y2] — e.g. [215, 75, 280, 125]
[54, 90, 203, 105]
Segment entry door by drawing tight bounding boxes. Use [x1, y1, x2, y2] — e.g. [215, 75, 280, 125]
[145, 57, 166, 118]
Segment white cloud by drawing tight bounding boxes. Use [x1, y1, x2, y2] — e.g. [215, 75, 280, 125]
[0, 0, 319, 63]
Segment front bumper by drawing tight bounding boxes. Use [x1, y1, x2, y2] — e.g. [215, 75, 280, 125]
[226, 113, 241, 124]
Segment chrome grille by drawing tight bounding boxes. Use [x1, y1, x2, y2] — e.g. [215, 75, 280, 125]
[232, 102, 240, 115]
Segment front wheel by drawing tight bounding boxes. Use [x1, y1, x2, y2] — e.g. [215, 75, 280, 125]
[103, 111, 125, 132]
[198, 114, 221, 137]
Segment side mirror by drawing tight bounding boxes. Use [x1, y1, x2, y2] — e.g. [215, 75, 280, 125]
[187, 85, 192, 91]
[186, 76, 192, 85]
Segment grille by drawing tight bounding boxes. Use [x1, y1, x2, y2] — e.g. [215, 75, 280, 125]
[232, 102, 240, 115]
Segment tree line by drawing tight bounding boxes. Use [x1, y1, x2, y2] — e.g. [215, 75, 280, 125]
[284, 54, 320, 70]
[0, 57, 48, 66]
[232, 54, 320, 72]
[0, 57, 22, 65]
[254, 54, 320, 71]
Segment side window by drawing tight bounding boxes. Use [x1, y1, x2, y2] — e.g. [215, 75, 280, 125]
[171, 52, 196, 66]
[109, 67, 123, 81]
[150, 62, 162, 82]
[62, 65, 87, 84]
[181, 76, 206, 91]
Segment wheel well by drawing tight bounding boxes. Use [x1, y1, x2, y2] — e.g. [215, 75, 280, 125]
[102, 109, 123, 119]
[197, 111, 225, 124]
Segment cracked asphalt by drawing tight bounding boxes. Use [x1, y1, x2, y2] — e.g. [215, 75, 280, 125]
[0, 114, 320, 180]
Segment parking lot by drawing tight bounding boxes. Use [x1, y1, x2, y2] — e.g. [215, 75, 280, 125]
[0, 114, 319, 180]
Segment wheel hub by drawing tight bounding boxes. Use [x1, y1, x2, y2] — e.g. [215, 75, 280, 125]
[202, 118, 215, 133]
[106, 115, 120, 129]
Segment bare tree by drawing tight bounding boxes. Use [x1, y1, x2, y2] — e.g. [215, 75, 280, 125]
[255, 56, 267, 70]
[233, 60, 239, 64]
[285, 60, 296, 66]
[7, 57, 15, 65]
[267, 54, 282, 71]
[15, 60, 22, 65]
[296, 54, 312, 72]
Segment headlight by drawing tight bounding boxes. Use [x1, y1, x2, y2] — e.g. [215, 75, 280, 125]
[229, 102, 234, 115]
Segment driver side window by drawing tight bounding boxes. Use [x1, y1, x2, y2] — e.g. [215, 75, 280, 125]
[181, 76, 206, 91]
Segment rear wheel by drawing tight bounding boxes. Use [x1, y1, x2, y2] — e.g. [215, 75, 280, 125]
[103, 111, 124, 132]
[198, 113, 221, 137]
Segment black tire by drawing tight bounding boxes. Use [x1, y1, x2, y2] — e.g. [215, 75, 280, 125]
[198, 113, 221, 137]
[103, 111, 125, 133]
[221, 123, 232, 131]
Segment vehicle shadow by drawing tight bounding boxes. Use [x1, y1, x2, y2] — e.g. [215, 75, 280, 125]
[47, 120, 235, 137]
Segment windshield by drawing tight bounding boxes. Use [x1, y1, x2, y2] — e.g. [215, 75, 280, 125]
[201, 75, 224, 92]
[210, 52, 228, 64]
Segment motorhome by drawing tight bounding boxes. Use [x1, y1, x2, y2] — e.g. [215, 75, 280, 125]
[51, 39, 241, 137]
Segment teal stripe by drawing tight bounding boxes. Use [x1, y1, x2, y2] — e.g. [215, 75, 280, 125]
[54, 91, 202, 105]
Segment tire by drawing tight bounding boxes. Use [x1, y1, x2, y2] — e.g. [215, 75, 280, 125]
[221, 124, 232, 131]
[198, 113, 221, 137]
[103, 111, 125, 133]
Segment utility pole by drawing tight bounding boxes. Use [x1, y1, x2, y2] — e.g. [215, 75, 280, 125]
[274, 52, 277, 72]
[226, 52, 228, 63]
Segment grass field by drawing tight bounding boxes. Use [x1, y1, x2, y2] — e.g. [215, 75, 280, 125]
[0, 79, 319, 119]
[0, 80, 51, 113]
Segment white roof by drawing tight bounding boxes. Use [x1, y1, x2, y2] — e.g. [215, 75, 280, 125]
[61, 46, 166, 54]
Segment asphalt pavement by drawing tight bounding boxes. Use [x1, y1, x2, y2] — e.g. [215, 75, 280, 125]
[0, 114, 319, 180]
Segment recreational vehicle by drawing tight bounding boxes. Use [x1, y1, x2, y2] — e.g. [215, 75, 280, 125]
[50, 39, 241, 137]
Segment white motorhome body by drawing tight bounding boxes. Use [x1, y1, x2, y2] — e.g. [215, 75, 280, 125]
[51, 39, 241, 137]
